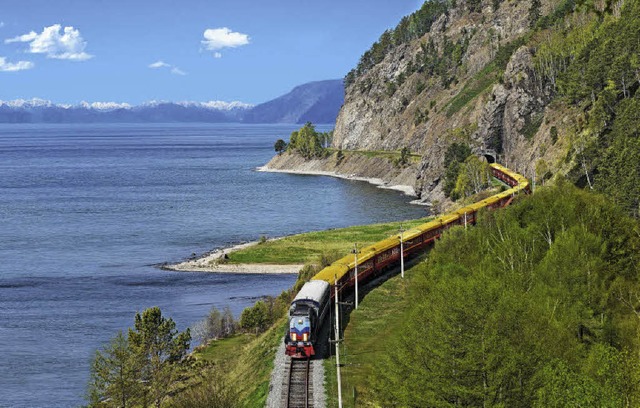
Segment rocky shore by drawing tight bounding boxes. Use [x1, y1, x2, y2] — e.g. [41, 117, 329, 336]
[260, 151, 420, 198]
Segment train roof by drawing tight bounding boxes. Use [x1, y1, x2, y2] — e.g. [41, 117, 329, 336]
[313, 261, 350, 284]
[293, 280, 330, 304]
[310, 163, 529, 287]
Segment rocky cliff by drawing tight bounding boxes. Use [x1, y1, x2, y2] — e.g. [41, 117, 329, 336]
[332, 0, 569, 204]
[267, 0, 635, 209]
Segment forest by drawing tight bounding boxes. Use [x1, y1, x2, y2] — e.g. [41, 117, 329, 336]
[370, 182, 640, 406]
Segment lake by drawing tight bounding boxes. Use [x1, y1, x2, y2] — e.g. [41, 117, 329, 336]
[0, 123, 427, 407]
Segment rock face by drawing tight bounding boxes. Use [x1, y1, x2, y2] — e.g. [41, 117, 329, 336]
[328, 0, 561, 203]
[473, 46, 553, 171]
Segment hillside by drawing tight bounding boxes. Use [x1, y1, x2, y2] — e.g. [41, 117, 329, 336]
[242, 79, 344, 124]
[268, 0, 639, 217]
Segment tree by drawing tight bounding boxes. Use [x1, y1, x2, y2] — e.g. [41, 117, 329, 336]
[443, 142, 472, 198]
[88, 331, 140, 408]
[193, 306, 237, 345]
[287, 122, 326, 159]
[274, 139, 287, 155]
[239, 300, 269, 333]
[398, 146, 410, 166]
[128, 307, 191, 408]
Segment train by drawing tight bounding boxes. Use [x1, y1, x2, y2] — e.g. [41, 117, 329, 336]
[284, 163, 530, 358]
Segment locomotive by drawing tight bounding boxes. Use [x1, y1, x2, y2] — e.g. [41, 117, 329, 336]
[285, 280, 330, 358]
[285, 163, 530, 359]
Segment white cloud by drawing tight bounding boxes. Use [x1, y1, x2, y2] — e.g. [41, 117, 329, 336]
[0, 22, 5, 28]
[5, 24, 92, 61]
[202, 27, 249, 52]
[148, 60, 170, 69]
[148, 60, 186, 76]
[0, 57, 34, 72]
[213, 52, 222, 59]
[5, 31, 37, 43]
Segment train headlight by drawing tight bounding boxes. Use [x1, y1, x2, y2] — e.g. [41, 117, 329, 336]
[303, 333, 308, 342]
[291, 333, 297, 342]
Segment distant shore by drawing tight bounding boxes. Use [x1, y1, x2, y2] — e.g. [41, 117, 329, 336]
[161, 239, 303, 274]
[256, 165, 417, 196]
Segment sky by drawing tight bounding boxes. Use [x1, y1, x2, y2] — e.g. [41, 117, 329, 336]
[0, 1, 423, 105]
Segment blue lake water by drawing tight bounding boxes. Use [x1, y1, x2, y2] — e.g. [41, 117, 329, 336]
[0, 123, 427, 407]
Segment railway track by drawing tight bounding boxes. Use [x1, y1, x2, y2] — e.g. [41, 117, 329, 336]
[285, 358, 313, 408]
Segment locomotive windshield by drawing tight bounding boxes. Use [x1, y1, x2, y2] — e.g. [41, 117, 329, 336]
[291, 303, 311, 316]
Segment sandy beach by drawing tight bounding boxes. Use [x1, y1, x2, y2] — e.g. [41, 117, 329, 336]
[162, 240, 303, 274]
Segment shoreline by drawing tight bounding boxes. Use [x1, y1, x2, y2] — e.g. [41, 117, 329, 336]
[161, 239, 303, 274]
[257, 165, 419, 197]
[164, 162, 427, 275]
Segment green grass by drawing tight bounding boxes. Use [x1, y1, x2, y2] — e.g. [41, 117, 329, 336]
[190, 319, 289, 407]
[324, 266, 418, 407]
[227, 217, 432, 265]
[193, 334, 252, 365]
[325, 148, 421, 163]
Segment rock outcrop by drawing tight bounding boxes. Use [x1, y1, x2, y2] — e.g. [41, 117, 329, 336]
[265, 0, 576, 206]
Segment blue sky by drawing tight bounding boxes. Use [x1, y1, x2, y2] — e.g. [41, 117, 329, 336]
[0, 1, 422, 105]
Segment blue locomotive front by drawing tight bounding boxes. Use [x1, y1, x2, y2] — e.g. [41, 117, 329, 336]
[285, 280, 329, 358]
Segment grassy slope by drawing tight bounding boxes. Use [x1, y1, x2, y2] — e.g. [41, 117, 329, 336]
[324, 269, 417, 407]
[227, 217, 431, 264]
[191, 319, 288, 407]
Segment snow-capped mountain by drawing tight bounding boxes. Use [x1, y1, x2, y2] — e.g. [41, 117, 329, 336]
[0, 79, 344, 124]
[0, 99, 253, 123]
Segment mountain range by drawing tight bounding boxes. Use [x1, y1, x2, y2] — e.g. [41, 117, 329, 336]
[0, 79, 343, 124]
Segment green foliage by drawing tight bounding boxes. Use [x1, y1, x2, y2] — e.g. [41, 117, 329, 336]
[344, 0, 450, 87]
[385, 80, 397, 97]
[453, 155, 490, 198]
[522, 112, 544, 139]
[88, 332, 140, 408]
[531, 0, 640, 217]
[550, 125, 559, 144]
[239, 294, 290, 334]
[369, 184, 640, 406]
[394, 146, 411, 167]
[443, 142, 472, 198]
[445, 37, 525, 117]
[413, 108, 429, 125]
[128, 307, 191, 407]
[88, 307, 191, 408]
[536, 0, 576, 30]
[445, 62, 498, 117]
[273, 139, 286, 155]
[595, 97, 640, 217]
[287, 122, 326, 160]
[529, 0, 542, 28]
